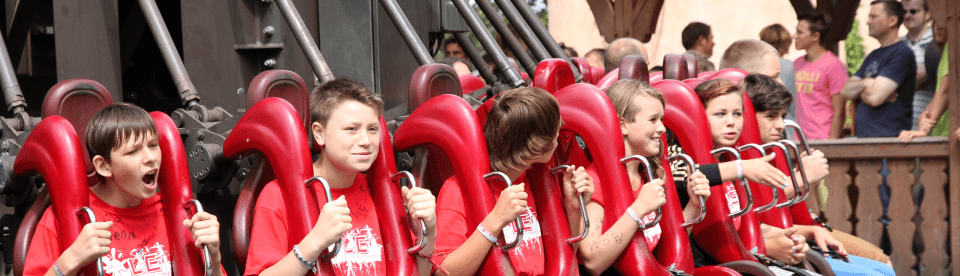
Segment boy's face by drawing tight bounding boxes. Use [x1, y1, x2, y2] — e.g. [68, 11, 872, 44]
[94, 133, 161, 202]
[704, 93, 744, 148]
[794, 20, 817, 51]
[757, 108, 788, 144]
[313, 100, 381, 173]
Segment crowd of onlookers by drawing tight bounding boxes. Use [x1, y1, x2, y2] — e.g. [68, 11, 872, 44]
[439, 0, 956, 143]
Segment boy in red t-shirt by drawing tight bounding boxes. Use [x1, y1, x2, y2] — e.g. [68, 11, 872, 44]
[245, 78, 438, 276]
[431, 87, 593, 275]
[24, 103, 225, 276]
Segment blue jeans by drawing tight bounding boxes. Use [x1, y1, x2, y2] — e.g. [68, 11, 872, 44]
[825, 255, 895, 276]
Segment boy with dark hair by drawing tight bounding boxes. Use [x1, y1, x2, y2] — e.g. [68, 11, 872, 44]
[432, 87, 593, 275]
[246, 78, 438, 276]
[681, 22, 716, 72]
[25, 103, 225, 276]
[794, 10, 849, 139]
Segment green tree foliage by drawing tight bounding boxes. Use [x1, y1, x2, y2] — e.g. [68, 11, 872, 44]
[845, 19, 865, 75]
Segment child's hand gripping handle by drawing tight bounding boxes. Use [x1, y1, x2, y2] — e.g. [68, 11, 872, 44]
[389, 171, 429, 255]
[76, 207, 105, 276]
[549, 165, 589, 244]
[711, 147, 755, 217]
[183, 199, 213, 276]
[737, 144, 779, 213]
[619, 155, 662, 229]
[304, 176, 342, 260]
[667, 153, 706, 227]
[483, 172, 524, 251]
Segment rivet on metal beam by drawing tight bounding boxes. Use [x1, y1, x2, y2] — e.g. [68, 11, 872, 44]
[264, 59, 276, 68]
[262, 26, 275, 36]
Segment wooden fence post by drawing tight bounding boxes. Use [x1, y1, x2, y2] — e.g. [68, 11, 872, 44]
[947, 0, 960, 275]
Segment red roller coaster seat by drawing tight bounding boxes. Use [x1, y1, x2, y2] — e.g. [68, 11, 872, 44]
[619, 55, 650, 84]
[224, 98, 331, 275]
[650, 71, 664, 83]
[683, 54, 699, 78]
[705, 68, 749, 84]
[533, 59, 576, 93]
[246, 70, 310, 128]
[13, 117, 91, 276]
[571, 57, 593, 84]
[662, 54, 690, 81]
[459, 74, 486, 95]
[393, 95, 510, 275]
[653, 80, 773, 275]
[40, 79, 114, 182]
[597, 68, 620, 90]
[590, 67, 606, 85]
[406, 64, 463, 195]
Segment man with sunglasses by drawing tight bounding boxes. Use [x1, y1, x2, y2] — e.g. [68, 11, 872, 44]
[901, 0, 939, 131]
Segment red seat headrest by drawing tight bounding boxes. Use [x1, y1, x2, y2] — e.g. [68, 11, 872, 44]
[705, 68, 749, 83]
[571, 57, 593, 84]
[41, 79, 113, 177]
[618, 55, 650, 84]
[682, 54, 699, 77]
[533, 59, 576, 93]
[649, 71, 664, 83]
[246, 70, 310, 129]
[598, 68, 620, 90]
[408, 64, 462, 112]
[662, 54, 690, 80]
[589, 67, 606, 85]
[392, 95, 508, 275]
[459, 74, 486, 95]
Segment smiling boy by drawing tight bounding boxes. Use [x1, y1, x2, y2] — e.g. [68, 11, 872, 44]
[24, 103, 224, 276]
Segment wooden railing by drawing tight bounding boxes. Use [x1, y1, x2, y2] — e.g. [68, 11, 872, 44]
[806, 137, 954, 276]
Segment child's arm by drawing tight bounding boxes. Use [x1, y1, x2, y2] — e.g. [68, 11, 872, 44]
[436, 184, 528, 276]
[795, 225, 846, 256]
[560, 166, 594, 236]
[183, 212, 228, 276]
[715, 154, 789, 189]
[44, 221, 113, 276]
[760, 224, 809, 265]
[575, 179, 666, 275]
[258, 196, 352, 276]
[682, 171, 710, 232]
[401, 186, 438, 276]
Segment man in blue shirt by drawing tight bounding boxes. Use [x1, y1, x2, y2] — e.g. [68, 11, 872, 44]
[841, 0, 916, 137]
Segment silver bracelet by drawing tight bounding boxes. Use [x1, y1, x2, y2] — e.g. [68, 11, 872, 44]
[625, 207, 643, 227]
[293, 244, 319, 274]
[53, 261, 67, 276]
[476, 224, 497, 244]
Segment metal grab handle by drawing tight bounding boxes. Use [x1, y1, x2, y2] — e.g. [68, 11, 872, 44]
[390, 171, 429, 254]
[484, 172, 524, 251]
[780, 140, 811, 204]
[619, 155, 661, 229]
[666, 154, 706, 228]
[737, 144, 779, 213]
[183, 200, 214, 276]
[710, 148, 754, 218]
[549, 165, 589, 244]
[304, 176, 342, 260]
[783, 120, 812, 154]
[759, 143, 803, 208]
[76, 207, 105, 276]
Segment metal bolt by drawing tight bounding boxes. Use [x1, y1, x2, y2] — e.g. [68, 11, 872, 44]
[237, 88, 244, 95]
[263, 26, 275, 35]
[1, 140, 8, 152]
[264, 59, 276, 68]
[196, 130, 204, 141]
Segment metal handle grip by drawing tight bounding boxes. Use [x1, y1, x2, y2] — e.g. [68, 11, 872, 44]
[619, 155, 662, 229]
[390, 171, 429, 254]
[711, 148, 754, 218]
[759, 142, 803, 208]
[304, 176, 342, 260]
[783, 119, 812, 154]
[184, 199, 214, 276]
[549, 165, 589, 244]
[484, 172, 524, 251]
[780, 140, 811, 204]
[667, 154, 706, 228]
[737, 144, 779, 213]
[76, 207, 105, 276]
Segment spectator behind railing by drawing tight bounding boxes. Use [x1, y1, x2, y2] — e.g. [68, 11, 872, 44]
[759, 23, 797, 131]
[442, 36, 465, 60]
[899, 19, 954, 142]
[901, 0, 938, 131]
[605, 37, 649, 73]
[840, 0, 915, 138]
[682, 22, 716, 73]
[792, 10, 849, 139]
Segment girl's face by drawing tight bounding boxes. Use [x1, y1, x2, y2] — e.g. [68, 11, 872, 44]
[757, 108, 788, 143]
[704, 93, 744, 148]
[622, 95, 666, 157]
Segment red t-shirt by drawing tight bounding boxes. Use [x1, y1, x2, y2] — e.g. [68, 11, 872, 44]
[25, 193, 173, 276]
[585, 165, 661, 250]
[245, 173, 388, 276]
[431, 173, 545, 275]
[720, 181, 742, 229]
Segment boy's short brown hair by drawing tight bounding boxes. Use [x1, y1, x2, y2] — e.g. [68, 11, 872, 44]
[85, 103, 158, 162]
[309, 78, 384, 127]
[484, 87, 562, 173]
[742, 74, 792, 113]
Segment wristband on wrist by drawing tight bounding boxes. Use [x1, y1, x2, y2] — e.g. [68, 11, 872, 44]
[735, 159, 744, 181]
[53, 260, 67, 276]
[476, 224, 497, 244]
[293, 244, 319, 274]
[625, 207, 642, 227]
